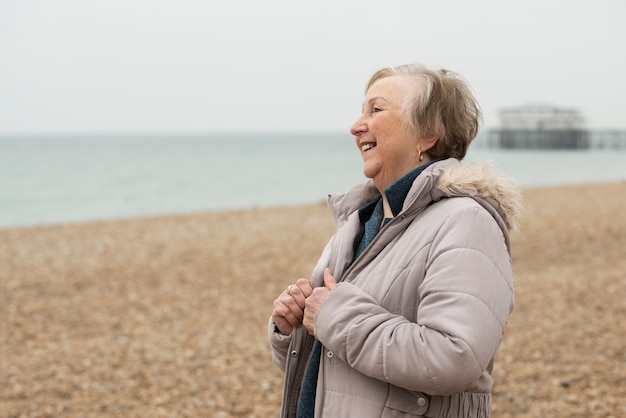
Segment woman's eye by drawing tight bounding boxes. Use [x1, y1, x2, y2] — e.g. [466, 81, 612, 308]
[372, 107, 383, 113]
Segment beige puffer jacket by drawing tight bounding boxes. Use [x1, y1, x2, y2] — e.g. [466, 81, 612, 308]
[268, 158, 523, 418]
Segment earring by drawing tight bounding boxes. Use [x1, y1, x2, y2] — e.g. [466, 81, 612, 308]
[418, 150, 423, 161]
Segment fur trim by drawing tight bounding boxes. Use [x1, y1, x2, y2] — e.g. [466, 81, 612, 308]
[436, 162, 523, 233]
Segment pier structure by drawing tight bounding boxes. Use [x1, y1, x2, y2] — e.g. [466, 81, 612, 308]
[589, 130, 626, 149]
[488, 105, 590, 149]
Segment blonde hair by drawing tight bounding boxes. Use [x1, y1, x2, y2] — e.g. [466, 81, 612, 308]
[366, 63, 482, 160]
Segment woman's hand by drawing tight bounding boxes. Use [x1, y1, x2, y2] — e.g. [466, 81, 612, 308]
[303, 268, 336, 336]
[272, 277, 313, 336]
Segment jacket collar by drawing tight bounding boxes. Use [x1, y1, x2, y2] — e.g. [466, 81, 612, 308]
[357, 160, 440, 223]
[328, 158, 522, 233]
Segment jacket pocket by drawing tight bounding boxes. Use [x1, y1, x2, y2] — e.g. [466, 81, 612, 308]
[382, 385, 430, 417]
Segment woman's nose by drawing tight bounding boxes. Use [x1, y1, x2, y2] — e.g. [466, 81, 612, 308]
[350, 117, 367, 136]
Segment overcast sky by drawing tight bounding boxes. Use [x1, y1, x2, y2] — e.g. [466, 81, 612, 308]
[1, 0, 624, 135]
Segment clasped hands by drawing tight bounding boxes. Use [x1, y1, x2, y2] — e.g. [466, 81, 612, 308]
[272, 268, 336, 336]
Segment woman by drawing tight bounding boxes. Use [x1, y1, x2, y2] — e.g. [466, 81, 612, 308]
[268, 63, 522, 418]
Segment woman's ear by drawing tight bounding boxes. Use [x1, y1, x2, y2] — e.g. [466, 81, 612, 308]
[418, 134, 439, 153]
[418, 122, 443, 153]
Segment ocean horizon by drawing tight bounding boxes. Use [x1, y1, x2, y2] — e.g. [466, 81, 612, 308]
[1, 132, 625, 229]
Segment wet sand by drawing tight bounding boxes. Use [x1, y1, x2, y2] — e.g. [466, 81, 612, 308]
[1, 182, 625, 417]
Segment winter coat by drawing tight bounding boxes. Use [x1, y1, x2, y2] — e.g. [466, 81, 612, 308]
[268, 158, 523, 418]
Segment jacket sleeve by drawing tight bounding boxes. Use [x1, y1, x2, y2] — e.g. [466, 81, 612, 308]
[314, 205, 515, 395]
[268, 317, 292, 372]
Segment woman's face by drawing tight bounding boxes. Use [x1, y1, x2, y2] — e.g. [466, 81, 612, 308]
[350, 74, 425, 192]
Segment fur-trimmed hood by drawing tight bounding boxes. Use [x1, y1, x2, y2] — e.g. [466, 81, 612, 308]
[435, 161, 523, 233]
[329, 158, 523, 235]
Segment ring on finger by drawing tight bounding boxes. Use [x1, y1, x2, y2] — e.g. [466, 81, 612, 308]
[286, 285, 294, 295]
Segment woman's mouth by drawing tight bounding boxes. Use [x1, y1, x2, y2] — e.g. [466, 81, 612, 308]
[361, 143, 376, 152]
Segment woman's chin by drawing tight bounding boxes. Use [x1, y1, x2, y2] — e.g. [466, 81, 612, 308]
[362, 162, 382, 180]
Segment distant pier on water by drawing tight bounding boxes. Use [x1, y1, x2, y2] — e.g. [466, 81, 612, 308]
[481, 104, 626, 149]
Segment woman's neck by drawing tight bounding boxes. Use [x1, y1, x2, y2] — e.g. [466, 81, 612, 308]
[381, 195, 394, 219]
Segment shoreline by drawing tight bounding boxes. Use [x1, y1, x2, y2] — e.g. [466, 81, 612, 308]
[1, 181, 625, 417]
[1, 179, 623, 233]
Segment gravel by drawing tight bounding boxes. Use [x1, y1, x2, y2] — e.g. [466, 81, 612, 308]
[1, 182, 624, 417]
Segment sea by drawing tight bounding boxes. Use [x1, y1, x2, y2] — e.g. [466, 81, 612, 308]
[1, 132, 625, 229]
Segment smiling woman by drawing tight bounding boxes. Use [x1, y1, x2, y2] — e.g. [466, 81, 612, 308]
[351, 74, 426, 196]
[269, 63, 522, 418]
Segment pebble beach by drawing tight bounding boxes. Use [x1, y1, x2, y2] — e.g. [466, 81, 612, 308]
[1, 181, 625, 417]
